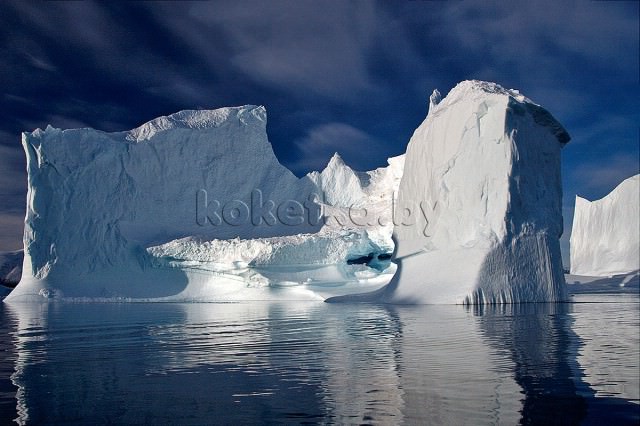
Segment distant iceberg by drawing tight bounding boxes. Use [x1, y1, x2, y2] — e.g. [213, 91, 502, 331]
[7, 80, 571, 304]
[0, 250, 22, 300]
[570, 174, 639, 277]
[0, 250, 22, 287]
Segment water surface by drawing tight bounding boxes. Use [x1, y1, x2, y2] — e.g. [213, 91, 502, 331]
[0, 294, 637, 424]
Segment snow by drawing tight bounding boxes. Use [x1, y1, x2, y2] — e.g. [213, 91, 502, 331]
[147, 228, 382, 267]
[331, 80, 570, 304]
[308, 153, 367, 207]
[142, 228, 396, 300]
[570, 174, 639, 276]
[309, 152, 404, 250]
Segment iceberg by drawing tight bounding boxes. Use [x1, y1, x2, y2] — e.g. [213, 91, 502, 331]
[332, 81, 570, 304]
[570, 175, 639, 276]
[0, 249, 22, 289]
[0, 250, 22, 299]
[7, 106, 395, 302]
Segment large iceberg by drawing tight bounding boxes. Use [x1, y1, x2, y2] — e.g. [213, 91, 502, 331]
[7, 106, 396, 302]
[570, 174, 639, 276]
[332, 81, 570, 304]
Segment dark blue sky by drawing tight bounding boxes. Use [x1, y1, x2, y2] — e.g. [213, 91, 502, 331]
[0, 1, 638, 264]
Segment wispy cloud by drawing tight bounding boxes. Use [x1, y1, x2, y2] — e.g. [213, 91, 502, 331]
[438, 0, 638, 76]
[0, 0, 637, 252]
[0, 142, 26, 251]
[568, 114, 639, 146]
[570, 153, 639, 199]
[158, 0, 391, 102]
[0, 143, 27, 210]
[0, 214, 24, 251]
[291, 122, 385, 173]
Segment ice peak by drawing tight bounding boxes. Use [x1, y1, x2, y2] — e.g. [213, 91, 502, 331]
[327, 152, 345, 168]
[126, 105, 265, 142]
[428, 89, 441, 114]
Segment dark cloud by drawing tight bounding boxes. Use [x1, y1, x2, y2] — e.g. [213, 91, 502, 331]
[0, 0, 638, 253]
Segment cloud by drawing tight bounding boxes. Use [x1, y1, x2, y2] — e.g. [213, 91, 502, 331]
[2, 1, 220, 116]
[291, 122, 386, 173]
[567, 114, 639, 146]
[0, 142, 26, 251]
[570, 153, 639, 199]
[0, 143, 27, 207]
[0, 214, 24, 251]
[438, 0, 637, 76]
[171, 0, 385, 101]
[22, 51, 57, 72]
[521, 87, 593, 124]
[0, 142, 26, 185]
[0, 0, 637, 253]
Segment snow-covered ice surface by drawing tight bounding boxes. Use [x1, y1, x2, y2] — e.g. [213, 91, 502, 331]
[308, 152, 404, 250]
[6, 106, 396, 302]
[144, 228, 397, 301]
[136, 155, 405, 301]
[570, 174, 639, 277]
[331, 80, 570, 304]
[147, 229, 382, 267]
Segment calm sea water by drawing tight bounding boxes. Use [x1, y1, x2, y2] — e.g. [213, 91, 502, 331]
[0, 294, 638, 425]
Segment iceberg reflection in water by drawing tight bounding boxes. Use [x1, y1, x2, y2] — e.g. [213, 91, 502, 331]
[0, 295, 637, 424]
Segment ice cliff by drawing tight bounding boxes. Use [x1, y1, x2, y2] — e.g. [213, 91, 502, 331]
[8, 107, 330, 301]
[570, 174, 639, 276]
[332, 81, 570, 304]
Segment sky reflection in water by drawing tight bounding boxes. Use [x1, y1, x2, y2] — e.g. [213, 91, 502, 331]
[0, 295, 637, 425]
